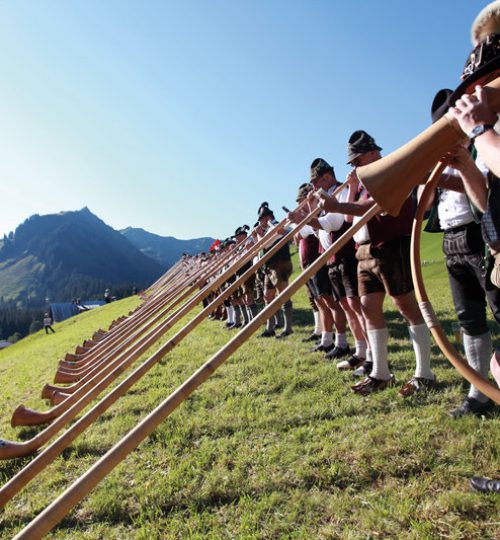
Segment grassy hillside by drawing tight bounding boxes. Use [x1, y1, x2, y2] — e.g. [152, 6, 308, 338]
[0, 246, 499, 539]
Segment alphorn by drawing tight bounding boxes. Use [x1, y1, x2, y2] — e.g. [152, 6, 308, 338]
[10, 202, 380, 539]
[357, 76, 500, 216]
[411, 162, 500, 403]
[12, 235, 262, 425]
[0, 183, 353, 511]
[0, 198, 331, 505]
[3, 190, 317, 436]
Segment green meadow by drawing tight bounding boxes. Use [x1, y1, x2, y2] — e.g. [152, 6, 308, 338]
[0, 231, 499, 539]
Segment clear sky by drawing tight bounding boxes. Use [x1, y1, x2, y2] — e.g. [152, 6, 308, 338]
[0, 0, 488, 240]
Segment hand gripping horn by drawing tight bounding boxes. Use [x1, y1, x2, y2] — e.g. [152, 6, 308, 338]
[357, 76, 500, 216]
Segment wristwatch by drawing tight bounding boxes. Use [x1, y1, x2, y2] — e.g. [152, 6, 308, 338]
[469, 124, 494, 140]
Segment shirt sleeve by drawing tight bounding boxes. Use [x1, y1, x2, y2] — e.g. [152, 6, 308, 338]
[316, 186, 350, 232]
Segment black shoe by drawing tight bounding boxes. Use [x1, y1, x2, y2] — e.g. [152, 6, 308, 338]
[302, 333, 321, 343]
[260, 330, 276, 338]
[276, 330, 293, 339]
[336, 355, 364, 371]
[310, 343, 334, 353]
[449, 397, 494, 418]
[470, 476, 500, 494]
[353, 361, 373, 378]
[225, 322, 234, 328]
[324, 345, 351, 360]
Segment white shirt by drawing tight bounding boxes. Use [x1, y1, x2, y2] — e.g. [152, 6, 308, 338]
[316, 186, 348, 251]
[299, 224, 316, 239]
[438, 158, 488, 230]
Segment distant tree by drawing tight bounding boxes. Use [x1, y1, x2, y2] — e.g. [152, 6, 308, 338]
[29, 320, 43, 334]
[8, 332, 22, 343]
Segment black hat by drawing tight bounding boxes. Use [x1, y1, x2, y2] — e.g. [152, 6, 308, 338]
[431, 89, 453, 123]
[346, 130, 382, 164]
[296, 182, 312, 202]
[234, 225, 249, 237]
[450, 33, 500, 105]
[310, 158, 335, 182]
[258, 202, 274, 219]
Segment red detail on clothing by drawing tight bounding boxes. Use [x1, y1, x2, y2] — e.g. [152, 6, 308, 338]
[327, 221, 356, 264]
[300, 233, 320, 267]
[358, 186, 414, 247]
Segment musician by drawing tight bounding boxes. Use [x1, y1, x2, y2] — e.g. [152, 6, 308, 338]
[233, 225, 259, 324]
[288, 162, 346, 355]
[255, 203, 294, 338]
[294, 183, 323, 343]
[317, 131, 435, 396]
[291, 158, 368, 364]
[426, 89, 500, 417]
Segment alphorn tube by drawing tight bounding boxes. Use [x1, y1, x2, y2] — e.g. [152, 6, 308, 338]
[12, 242, 262, 425]
[411, 162, 500, 403]
[11, 203, 380, 540]
[0, 202, 326, 504]
[4, 186, 324, 435]
[0, 182, 352, 508]
[358, 76, 500, 216]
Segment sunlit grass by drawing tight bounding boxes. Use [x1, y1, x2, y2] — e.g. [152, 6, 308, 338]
[0, 241, 498, 539]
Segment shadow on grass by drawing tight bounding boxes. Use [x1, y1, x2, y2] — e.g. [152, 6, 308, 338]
[291, 307, 314, 329]
[17, 426, 44, 441]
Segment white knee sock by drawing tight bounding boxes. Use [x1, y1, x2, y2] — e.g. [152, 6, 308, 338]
[409, 324, 434, 379]
[355, 340, 367, 359]
[463, 332, 492, 403]
[226, 306, 235, 324]
[367, 328, 391, 380]
[313, 311, 321, 334]
[335, 332, 347, 348]
[321, 331, 333, 347]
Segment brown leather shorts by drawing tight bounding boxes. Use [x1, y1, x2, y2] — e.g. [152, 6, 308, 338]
[328, 256, 359, 301]
[264, 259, 293, 290]
[356, 237, 414, 297]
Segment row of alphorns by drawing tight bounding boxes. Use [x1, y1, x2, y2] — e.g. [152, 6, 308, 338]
[5, 77, 500, 539]
[0, 200, 316, 531]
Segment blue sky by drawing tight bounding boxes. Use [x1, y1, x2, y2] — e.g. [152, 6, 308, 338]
[0, 0, 487, 240]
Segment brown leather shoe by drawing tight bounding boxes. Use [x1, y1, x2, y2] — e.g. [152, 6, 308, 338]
[351, 375, 394, 396]
[398, 376, 437, 397]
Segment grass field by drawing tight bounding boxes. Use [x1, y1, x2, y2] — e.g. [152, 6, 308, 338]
[0, 234, 499, 539]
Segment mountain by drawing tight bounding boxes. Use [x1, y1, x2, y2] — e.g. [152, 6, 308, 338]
[120, 227, 214, 268]
[0, 208, 165, 307]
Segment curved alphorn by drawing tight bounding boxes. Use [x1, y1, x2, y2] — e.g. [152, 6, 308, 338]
[4, 189, 319, 436]
[12, 237, 262, 425]
[10, 201, 380, 539]
[411, 162, 500, 403]
[0, 197, 332, 505]
[0, 182, 354, 513]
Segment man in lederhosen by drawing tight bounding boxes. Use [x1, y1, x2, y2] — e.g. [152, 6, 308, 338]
[255, 203, 294, 338]
[317, 131, 435, 396]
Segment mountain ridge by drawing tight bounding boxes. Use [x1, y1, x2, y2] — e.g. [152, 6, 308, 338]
[0, 207, 211, 307]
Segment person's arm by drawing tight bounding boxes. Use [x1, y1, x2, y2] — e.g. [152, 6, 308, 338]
[451, 85, 500, 178]
[344, 171, 358, 223]
[317, 191, 374, 216]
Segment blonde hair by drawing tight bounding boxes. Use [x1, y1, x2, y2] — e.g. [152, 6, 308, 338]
[471, 1, 500, 45]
